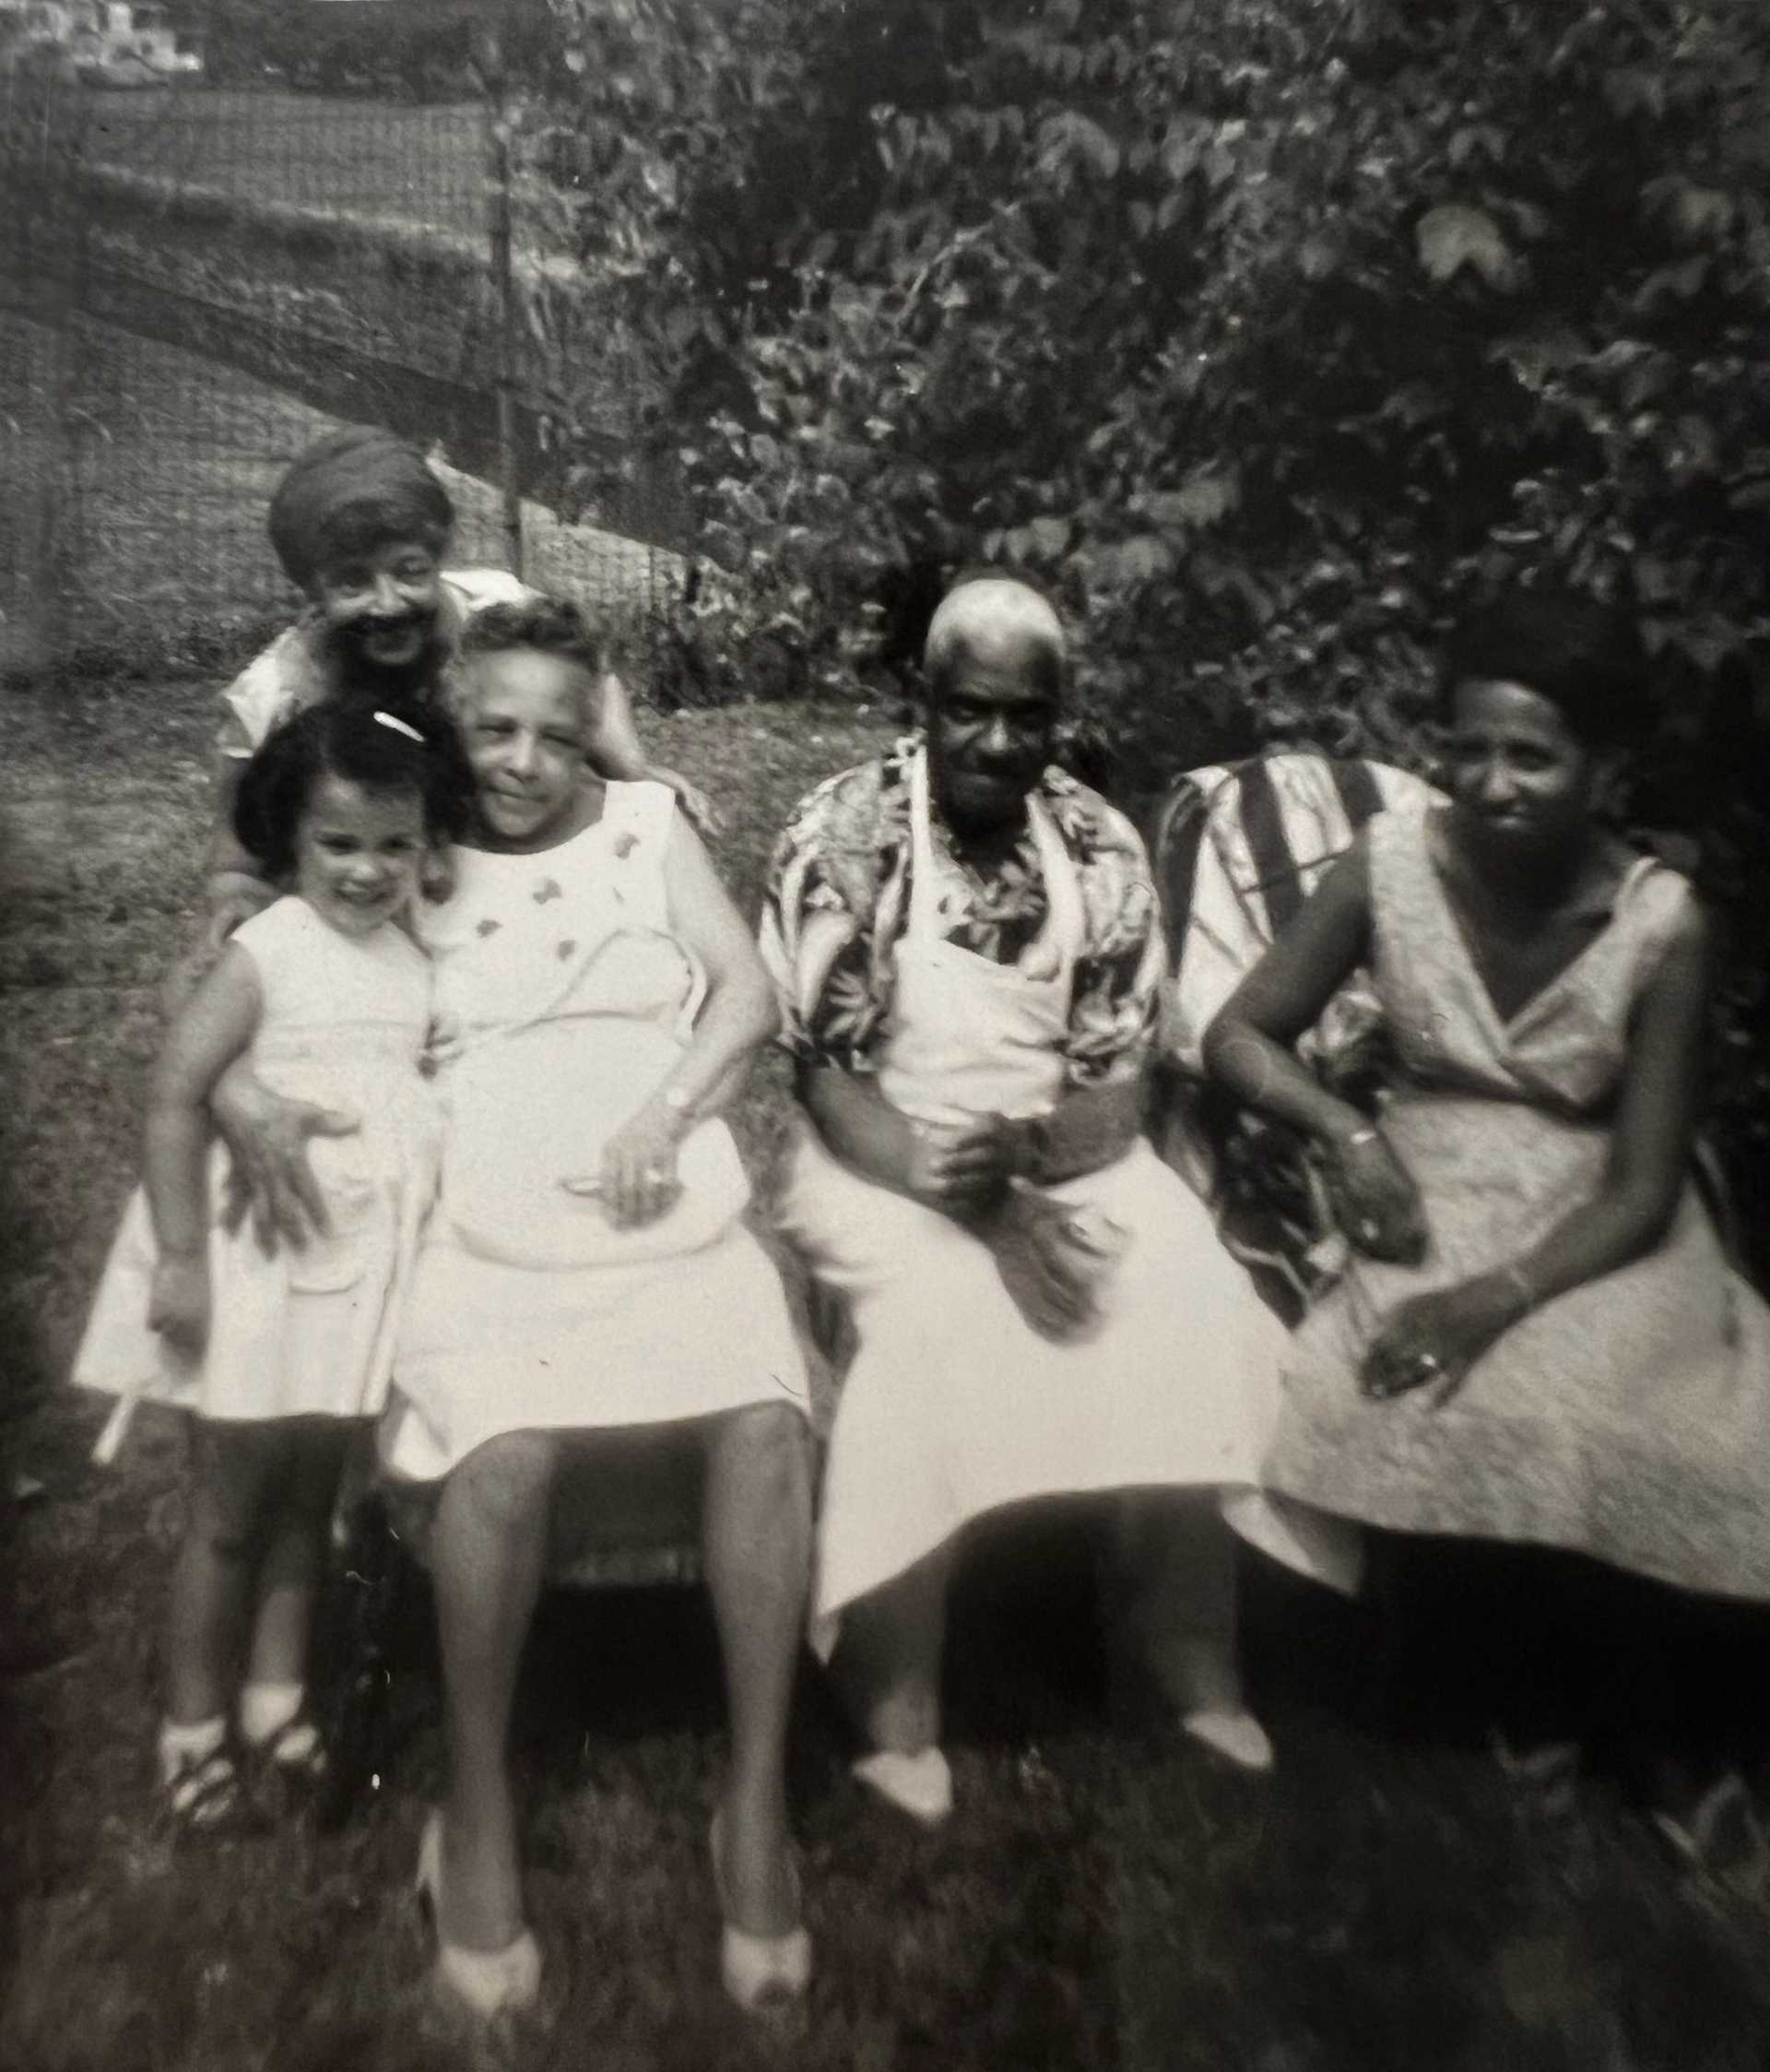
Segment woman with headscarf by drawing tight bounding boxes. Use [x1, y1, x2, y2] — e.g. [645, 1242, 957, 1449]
[197, 426, 712, 962]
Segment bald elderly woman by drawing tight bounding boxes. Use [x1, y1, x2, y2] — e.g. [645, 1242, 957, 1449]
[761, 575, 1340, 1817]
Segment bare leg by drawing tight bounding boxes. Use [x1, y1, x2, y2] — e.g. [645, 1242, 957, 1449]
[429, 1430, 556, 1952]
[1113, 1489, 1249, 1718]
[830, 1542, 955, 1758]
[244, 1421, 351, 1694]
[701, 1403, 812, 1935]
[165, 1421, 279, 1727]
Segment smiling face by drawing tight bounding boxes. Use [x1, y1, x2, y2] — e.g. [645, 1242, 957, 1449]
[1446, 677, 1599, 859]
[293, 773, 426, 937]
[458, 647, 593, 852]
[311, 536, 447, 682]
[926, 638, 1061, 843]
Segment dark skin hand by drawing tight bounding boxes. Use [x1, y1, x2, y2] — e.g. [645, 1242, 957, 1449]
[1204, 815, 1710, 1405]
[797, 1064, 1143, 1215]
[1199, 845, 1428, 1267]
[798, 1064, 1142, 1340]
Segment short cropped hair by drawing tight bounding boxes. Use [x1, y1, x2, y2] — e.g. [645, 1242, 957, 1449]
[924, 571, 1068, 705]
[1444, 587, 1650, 751]
[232, 697, 478, 882]
[458, 595, 606, 687]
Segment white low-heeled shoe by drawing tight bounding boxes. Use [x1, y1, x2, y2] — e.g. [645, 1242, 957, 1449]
[1181, 1708, 1275, 1774]
[709, 1810, 812, 2011]
[851, 1746, 955, 1827]
[415, 1809, 542, 2022]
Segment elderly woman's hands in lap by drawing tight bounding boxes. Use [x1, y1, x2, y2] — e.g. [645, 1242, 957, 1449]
[903, 1116, 1016, 1215]
[908, 1117, 1126, 1343]
[986, 1181, 1126, 1343]
[563, 1095, 687, 1229]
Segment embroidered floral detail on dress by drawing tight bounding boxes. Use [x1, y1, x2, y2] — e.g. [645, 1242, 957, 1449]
[533, 879, 563, 905]
[476, 918, 502, 938]
[612, 832, 639, 859]
[557, 940, 577, 961]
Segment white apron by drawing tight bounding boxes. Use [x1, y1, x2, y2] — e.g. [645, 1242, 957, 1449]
[778, 752, 1351, 1622]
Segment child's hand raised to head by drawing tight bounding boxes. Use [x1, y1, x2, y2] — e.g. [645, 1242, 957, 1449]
[651, 767, 722, 841]
[148, 1254, 211, 1360]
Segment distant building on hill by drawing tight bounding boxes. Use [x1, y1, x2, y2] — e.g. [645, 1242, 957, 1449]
[0, 1, 203, 80]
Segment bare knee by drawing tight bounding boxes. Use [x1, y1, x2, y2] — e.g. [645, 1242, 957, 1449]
[449, 1429, 557, 1533]
[709, 1403, 809, 1498]
[188, 1434, 278, 1565]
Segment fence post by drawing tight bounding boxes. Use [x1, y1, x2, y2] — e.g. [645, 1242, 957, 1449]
[481, 19, 524, 581]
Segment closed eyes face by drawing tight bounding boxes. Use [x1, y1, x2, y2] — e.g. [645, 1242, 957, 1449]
[1446, 678, 1596, 848]
[460, 648, 593, 852]
[294, 775, 427, 936]
[312, 538, 444, 671]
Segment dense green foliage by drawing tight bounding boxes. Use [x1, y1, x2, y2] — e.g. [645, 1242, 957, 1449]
[529, 0, 1770, 1240]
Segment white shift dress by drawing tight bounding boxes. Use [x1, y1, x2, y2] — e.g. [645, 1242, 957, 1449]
[73, 896, 440, 1430]
[377, 783, 808, 1482]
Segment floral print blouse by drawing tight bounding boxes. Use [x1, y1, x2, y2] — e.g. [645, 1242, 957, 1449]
[760, 735, 1163, 1090]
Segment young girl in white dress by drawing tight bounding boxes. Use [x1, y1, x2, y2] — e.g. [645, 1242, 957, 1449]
[74, 697, 476, 1827]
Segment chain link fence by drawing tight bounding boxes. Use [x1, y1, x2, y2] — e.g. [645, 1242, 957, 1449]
[0, 65, 691, 678]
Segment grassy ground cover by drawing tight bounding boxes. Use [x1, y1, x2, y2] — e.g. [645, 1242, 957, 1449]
[4, 673, 1770, 2070]
[77, 91, 488, 235]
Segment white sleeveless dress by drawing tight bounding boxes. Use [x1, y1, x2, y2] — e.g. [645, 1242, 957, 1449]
[775, 749, 1345, 1624]
[378, 782, 808, 1483]
[73, 896, 439, 1430]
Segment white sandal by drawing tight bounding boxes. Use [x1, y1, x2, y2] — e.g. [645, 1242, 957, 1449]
[709, 1809, 812, 2011]
[165, 1746, 242, 1830]
[415, 1810, 542, 2022]
[851, 1746, 955, 1826]
[1181, 1708, 1275, 1774]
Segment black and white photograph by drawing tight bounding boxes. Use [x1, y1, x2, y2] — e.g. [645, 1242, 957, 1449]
[3, 2, 1770, 2066]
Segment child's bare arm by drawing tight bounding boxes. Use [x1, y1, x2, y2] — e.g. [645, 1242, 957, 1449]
[581, 668, 648, 780]
[144, 945, 263, 1350]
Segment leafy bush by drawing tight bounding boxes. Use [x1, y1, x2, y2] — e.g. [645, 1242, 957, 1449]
[531, 0, 1770, 1249]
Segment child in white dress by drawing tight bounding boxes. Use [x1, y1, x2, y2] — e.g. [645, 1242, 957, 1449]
[73, 697, 475, 1827]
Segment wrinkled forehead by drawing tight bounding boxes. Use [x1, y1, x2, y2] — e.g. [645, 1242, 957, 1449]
[453, 646, 596, 733]
[924, 579, 1067, 682]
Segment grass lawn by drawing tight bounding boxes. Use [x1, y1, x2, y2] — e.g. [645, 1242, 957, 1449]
[6, 672, 1770, 2070]
[78, 90, 489, 237]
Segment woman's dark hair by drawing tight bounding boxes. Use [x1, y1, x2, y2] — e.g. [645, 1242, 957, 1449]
[1444, 587, 1651, 751]
[232, 697, 478, 882]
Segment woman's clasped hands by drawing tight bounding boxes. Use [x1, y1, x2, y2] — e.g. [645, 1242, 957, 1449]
[903, 1114, 1125, 1344]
